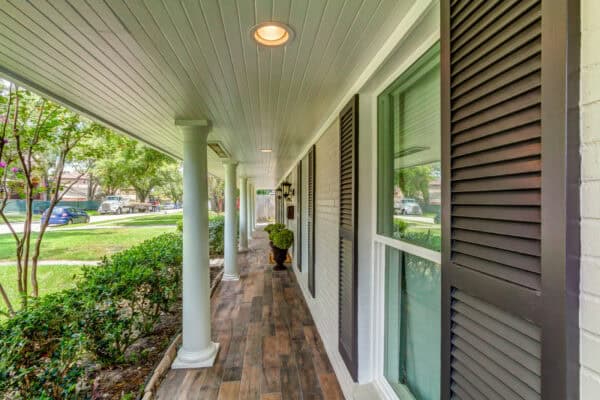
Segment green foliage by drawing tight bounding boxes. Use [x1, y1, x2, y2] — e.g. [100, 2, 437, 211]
[157, 163, 183, 204]
[0, 291, 86, 399]
[264, 223, 285, 241]
[0, 233, 184, 398]
[78, 233, 182, 363]
[394, 219, 409, 234]
[174, 214, 225, 256]
[271, 228, 294, 250]
[208, 174, 225, 212]
[393, 229, 441, 252]
[208, 215, 225, 256]
[395, 164, 438, 204]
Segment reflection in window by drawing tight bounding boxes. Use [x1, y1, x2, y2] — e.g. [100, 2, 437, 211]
[384, 247, 441, 399]
[378, 43, 441, 252]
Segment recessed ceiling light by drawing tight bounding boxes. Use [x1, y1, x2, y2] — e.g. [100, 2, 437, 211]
[260, 148, 272, 153]
[251, 22, 294, 47]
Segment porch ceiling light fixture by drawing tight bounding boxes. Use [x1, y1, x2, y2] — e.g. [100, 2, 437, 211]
[260, 148, 272, 153]
[251, 22, 294, 47]
[275, 187, 283, 199]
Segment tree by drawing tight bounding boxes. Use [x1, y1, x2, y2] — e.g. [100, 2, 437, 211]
[395, 165, 434, 205]
[90, 133, 130, 197]
[72, 128, 123, 200]
[157, 162, 183, 204]
[120, 141, 174, 202]
[208, 174, 224, 212]
[0, 83, 103, 313]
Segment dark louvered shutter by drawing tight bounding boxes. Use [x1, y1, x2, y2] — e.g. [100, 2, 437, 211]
[441, 1, 579, 399]
[296, 161, 302, 271]
[338, 95, 359, 381]
[307, 145, 316, 297]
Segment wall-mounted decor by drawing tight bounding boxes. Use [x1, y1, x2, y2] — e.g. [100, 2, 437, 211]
[287, 205, 295, 220]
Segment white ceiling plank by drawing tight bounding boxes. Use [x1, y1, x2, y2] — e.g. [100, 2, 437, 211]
[0, 0, 418, 187]
[5, 1, 174, 135]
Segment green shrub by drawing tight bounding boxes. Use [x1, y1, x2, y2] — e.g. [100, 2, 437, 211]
[0, 290, 86, 399]
[272, 228, 294, 250]
[265, 223, 285, 241]
[0, 232, 186, 398]
[175, 215, 225, 256]
[393, 219, 409, 234]
[208, 215, 225, 255]
[78, 233, 182, 364]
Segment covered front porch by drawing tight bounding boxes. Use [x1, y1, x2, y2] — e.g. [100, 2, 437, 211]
[156, 227, 343, 400]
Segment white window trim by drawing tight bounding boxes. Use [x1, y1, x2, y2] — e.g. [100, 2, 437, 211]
[367, 31, 440, 400]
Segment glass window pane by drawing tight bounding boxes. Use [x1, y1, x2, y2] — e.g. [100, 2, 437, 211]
[384, 246, 441, 400]
[378, 43, 441, 252]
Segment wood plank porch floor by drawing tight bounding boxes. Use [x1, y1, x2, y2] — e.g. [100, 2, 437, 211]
[156, 228, 344, 400]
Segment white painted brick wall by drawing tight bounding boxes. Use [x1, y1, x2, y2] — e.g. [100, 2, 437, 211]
[291, 120, 356, 398]
[580, 0, 600, 396]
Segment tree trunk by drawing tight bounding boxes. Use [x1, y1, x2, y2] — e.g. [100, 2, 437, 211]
[87, 173, 94, 200]
[0, 283, 14, 316]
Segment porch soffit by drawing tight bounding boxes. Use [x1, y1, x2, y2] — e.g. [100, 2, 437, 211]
[0, 0, 415, 186]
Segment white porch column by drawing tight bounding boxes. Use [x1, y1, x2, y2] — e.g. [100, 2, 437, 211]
[247, 182, 253, 240]
[222, 161, 239, 281]
[252, 185, 256, 231]
[239, 176, 248, 250]
[250, 184, 255, 232]
[172, 120, 219, 369]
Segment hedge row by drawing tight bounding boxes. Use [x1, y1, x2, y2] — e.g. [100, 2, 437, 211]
[176, 214, 225, 256]
[0, 233, 183, 399]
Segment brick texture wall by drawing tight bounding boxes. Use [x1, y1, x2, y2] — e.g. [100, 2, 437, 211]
[580, 0, 600, 397]
[291, 120, 356, 398]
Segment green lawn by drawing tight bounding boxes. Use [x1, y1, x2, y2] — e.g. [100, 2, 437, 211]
[0, 226, 176, 261]
[2, 214, 41, 223]
[91, 212, 182, 227]
[0, 264, 85, 316]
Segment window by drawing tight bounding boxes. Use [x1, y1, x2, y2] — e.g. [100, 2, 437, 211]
[384, 247, 440, 399]
[378, 43, 441, 400]
[378, 43, 441, 252]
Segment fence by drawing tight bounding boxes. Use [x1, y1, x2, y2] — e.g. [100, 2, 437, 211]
[3, 199, 101, 214]
[256, 194, 275, 223]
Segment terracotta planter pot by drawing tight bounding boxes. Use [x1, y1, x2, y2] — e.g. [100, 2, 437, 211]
[272, 246, 288, 271]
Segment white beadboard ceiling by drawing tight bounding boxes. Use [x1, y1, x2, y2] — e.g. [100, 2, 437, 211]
[0, 0, 415, 186]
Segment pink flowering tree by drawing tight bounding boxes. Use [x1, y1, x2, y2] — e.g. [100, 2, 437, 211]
[0, 83, 103, 314]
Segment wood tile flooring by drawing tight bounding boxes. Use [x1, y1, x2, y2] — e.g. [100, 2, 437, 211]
[156, 229, 344, 400]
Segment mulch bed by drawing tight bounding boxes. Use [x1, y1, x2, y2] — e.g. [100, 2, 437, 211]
[90, 265, 223, 399]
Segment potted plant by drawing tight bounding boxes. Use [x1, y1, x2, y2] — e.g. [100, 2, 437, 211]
[264, 223, 285, 247]
[270, 228, 294, 271]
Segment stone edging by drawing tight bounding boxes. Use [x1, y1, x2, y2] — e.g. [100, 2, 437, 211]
[141, 267, 224, 400]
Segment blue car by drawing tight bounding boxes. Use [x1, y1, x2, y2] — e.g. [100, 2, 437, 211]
[41, 207, 90, 225]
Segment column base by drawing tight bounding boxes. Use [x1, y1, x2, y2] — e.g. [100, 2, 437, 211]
[238, 248, 249, 253]
[221, 273, 240, 281]
[172, 342, 220, 369]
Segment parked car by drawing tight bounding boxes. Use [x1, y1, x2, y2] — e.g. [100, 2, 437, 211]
[41, 207, 90, 225]
[395, 198, 423, 215]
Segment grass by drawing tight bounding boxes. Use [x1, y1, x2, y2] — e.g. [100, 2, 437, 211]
[0, 226, 176, 261]
[0, 264, 85, 316]
[91, 212, 183, 227]
[2, 214, 42, 223]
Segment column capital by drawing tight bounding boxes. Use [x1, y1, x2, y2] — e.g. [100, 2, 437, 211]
[222, 159, 238, 166]
[175, 119, 211, 136]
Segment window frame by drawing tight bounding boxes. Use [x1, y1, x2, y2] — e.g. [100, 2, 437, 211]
[375, 42, 441, 266]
